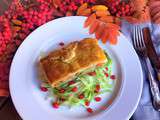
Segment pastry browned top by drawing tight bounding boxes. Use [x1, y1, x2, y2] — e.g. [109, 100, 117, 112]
[40, 38, 107, 86]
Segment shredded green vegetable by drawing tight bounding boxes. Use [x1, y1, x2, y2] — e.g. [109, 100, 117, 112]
[41, 52, 114, 108]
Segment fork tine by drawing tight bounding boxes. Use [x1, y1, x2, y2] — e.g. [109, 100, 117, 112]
[137, 25, 146, 48]
[133, 26, 137, 49]
[139, 26, 145, 47]
[136, 26, 141, 49]
[133, 25, 140, 49]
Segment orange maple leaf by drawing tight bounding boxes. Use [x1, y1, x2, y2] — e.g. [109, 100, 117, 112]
[84, 14, 120, 45]
[84, 13, 96, 28]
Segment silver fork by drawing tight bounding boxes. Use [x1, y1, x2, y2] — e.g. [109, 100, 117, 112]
[132, 25, 160, 111]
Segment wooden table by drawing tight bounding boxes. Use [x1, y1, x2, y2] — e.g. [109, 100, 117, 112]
[0, 97, 21, 120]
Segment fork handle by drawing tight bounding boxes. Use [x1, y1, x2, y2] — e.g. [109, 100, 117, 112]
[145, 57, 160, 111]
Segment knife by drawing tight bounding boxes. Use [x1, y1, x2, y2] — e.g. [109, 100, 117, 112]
[143, 27, 160, 81]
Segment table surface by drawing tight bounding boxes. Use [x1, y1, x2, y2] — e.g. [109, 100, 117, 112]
[0, 97, 21, 120]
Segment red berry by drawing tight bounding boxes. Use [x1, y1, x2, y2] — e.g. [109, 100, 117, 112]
[115, 1, 120, 5]
[59, 98, 65, 101]
[78, 94, 84, 99]
[94, 97, 101, 102]
[110, 75, 116, 80]
[87, 108, 93, 113]
[40, 86, 48, 92]
[68, 80, 75, 85]
[116, 13, 120, 17]
[95, 84, 100, 91]
[15, 40, 21, 46]
[105, 67, 108, 71]
[85, 101, 90, 106]
[88, 72, 96, 76]
[122, 2, 126, 6]
[125, 4, 130, 9]
[80, 0, 84, 4]
[71, 87, 78, 92]
[105, 73, 109, 77]
[121, 7, 125, 11]
[52, 102, 59, 109]
[59, 88, 65, 93]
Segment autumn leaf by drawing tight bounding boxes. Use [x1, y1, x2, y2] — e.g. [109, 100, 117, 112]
[77, 3, 88, 15]
[84, 13, 96, 28]
[114, 17, 121, 25]
[66, 11, 74, 16]
[92, 5, 108, 12]
[84, 7, 120, 45]
[99, 16, 114, 23]
[52, 7, 64, 17]
[149, 0, 160, 23]
[101, 28, 109, 43]
[89, 20, 100, 34]
[95, 23, 105, 39]
[128, 0, 150, 23]
[105, 23, 120, 30]
[52, 0, 61, 8]
[129, 0, 147, 12]
[78, 8, 91, 16]
[95, 10, 110, 17]
[109, 34, 117, 45]
[122, 16, 139, 24]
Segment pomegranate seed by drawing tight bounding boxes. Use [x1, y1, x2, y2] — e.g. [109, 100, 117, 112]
[68, 80, 75, 85]
[105, 73, 109, 77]
[95, 84, 100, 91]
[78, 94, 84, 99]
[59, 88, 65, 93]
[94, 97, 101, 102]
[71, 87, 78, 92]
[110, 75, 116, 80]
[87, 108, 93, 113]
[105, 67, 108, 71]
[85, 101, 90, 106]
[88, 72, 96, 76]
[40, 86, 48, 92]
[59, 98, 65, 101]
[52, 102, 59, 109]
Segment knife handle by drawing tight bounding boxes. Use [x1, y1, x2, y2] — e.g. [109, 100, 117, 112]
[145, 57, 160, 111]
[157, 70, 160, 81]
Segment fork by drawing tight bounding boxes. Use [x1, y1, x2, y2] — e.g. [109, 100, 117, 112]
[132, 25, 160, 111]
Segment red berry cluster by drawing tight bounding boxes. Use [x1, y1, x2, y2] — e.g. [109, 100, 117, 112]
[58, 0, 96, 14]
[105, 0, 133, 17]
[0, 0, 57, 90]
[0, 17, 12, 55]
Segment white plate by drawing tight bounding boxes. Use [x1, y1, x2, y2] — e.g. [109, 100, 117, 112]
[9, 16, 143, 120]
